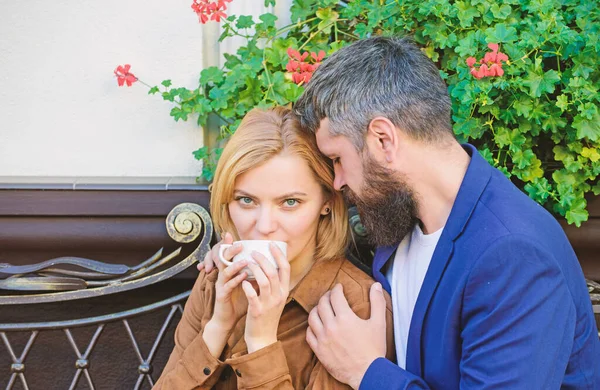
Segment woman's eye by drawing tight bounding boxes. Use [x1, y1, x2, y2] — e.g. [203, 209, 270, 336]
[284, 199, 298, 207]
[237, 197, 253, 205]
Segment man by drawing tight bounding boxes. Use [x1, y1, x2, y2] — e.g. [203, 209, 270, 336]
[291, 36, 600, 389]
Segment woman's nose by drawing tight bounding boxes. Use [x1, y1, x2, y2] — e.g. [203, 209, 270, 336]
[255, 207, 277, 236]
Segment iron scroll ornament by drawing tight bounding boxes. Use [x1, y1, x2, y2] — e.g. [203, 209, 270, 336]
[0, 202, 213, 305]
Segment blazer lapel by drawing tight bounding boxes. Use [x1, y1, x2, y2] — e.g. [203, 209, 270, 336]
[372, 245, 397, 294]
[405, 235, 455, 375]
[405, 144, 493, 376]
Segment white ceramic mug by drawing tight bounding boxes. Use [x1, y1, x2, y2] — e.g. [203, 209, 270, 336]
[218, 240, 287, 279]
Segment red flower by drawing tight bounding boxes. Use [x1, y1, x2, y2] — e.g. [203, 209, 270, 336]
[488, 63, 504, 77]
[192, 0, 230, 24]
[217, 0, 232, 8]
[292, 72, 313, 84]
[466, 43, 509, 80]
[311, 50, 326, 62]
[286, 60, 300, 72]
[286, 47, 326, 85]
[114, 64, 137, 87]
[210, 6, 227, 22]
[496, 52, 509, 62]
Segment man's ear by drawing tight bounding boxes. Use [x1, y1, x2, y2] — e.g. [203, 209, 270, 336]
[366, 117, 398, 163]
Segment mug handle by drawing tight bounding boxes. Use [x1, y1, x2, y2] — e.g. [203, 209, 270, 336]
[218, 244, 234, 266]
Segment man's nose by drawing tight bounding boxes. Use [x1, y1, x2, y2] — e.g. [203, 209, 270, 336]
[333, 167, 346, 191]
[256, 207, 277, 236]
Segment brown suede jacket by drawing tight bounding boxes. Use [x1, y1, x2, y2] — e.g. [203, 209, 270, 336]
[154, 256, 395, 389]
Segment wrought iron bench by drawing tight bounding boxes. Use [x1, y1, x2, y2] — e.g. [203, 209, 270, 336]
[1, 203, 212, 390]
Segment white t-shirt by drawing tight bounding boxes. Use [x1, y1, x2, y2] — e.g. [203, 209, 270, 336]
[385, 223, 444, 369]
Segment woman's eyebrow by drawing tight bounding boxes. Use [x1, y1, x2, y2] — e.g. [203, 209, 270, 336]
[274, 192, 308, 201]
[233, 190, 308, 201]
[233, 189, 255, 197]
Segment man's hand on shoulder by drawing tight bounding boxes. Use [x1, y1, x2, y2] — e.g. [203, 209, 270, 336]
[306, 282, 387, 389]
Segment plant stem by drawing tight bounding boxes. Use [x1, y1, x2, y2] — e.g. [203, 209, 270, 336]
[136, 78, 154, 89]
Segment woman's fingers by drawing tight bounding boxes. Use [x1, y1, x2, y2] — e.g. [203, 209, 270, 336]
[216, 242, 243, 271]
[222, 271, 248, 293]
[208, 233, 236, 272]
[246, 260, 271, 297]
[220, 259, 248, 282]
[241, 280, 260, 307]
[252, 251, 280, 292]
[270, 242, 290, 292]
[206, 233, 231, 272]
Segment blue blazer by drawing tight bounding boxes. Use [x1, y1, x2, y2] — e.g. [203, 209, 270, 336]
[360, 144, 600, 389]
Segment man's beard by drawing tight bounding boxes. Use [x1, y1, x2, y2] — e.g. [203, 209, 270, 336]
[343, 154, 418, 247]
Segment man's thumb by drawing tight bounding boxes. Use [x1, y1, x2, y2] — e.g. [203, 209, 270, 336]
[369, 282, 386, 326]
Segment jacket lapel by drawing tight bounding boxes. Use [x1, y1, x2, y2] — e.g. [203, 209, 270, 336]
[372, 245, 397, 293]
[405, 144, 493, 376]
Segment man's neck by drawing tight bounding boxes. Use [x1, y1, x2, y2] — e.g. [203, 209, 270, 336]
[413, 143, 470, 235]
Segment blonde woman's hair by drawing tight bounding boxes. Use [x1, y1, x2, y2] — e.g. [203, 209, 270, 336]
[210, 106, 348, 262]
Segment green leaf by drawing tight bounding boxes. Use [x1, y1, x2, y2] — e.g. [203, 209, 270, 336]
[291, 0, 316, 22]
[541, 115, 567, 133]
[485, 23, 518, 43]
[170, 107, 188, 122]
[556, 95, 569, 111]
[553, 145, 571, 161]
[513, 98, 533, 117]
[456, 1, 480, 27]
[161, 80, 172, 88]
[524, 177, 551, 203]
[264, 0, 276, 6]
[236, 15, 254, 29]
[192, 146, 209, 160]
[480, 147, 495, 165]
[491, 4, 512, 19]
[522, 70, 561, 98]
[512, 149, 536, 170]
[148, 86, 159, 95]
[200, 66, 224, 85]
[354, 23, 371, 38]
[284, 82, 304, 102]
[266, 37, 298, 68]
[258, 13, 278, 28]
[578, 102, 598, 120]
[582, 147, 600, 162]
[316, 7, 338, 33]
[573, 112, 600, 141]
[573, 61, 594, 78]
[565, 197, 588, 226]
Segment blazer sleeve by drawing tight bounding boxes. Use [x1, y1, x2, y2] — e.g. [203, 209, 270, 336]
[153, 270, 227, 390]
[360, 235, 578, 390]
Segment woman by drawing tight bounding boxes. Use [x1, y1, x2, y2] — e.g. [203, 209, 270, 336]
[154, 107, 394, 389]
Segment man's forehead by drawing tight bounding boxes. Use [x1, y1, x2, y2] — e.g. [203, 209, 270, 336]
[315, 119, 333, 152]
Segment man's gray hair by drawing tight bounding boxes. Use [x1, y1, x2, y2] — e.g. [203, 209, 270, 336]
[294, 36, 454, 150]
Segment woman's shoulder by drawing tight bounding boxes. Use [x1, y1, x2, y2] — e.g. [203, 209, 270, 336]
[334, 258, 392, 312]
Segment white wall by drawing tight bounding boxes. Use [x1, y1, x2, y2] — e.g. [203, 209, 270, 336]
[0, 0, 288, 178]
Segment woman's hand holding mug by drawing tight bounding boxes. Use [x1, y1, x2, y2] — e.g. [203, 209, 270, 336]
[202, 233, 249, 358]
[241, 243, 291, 353]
